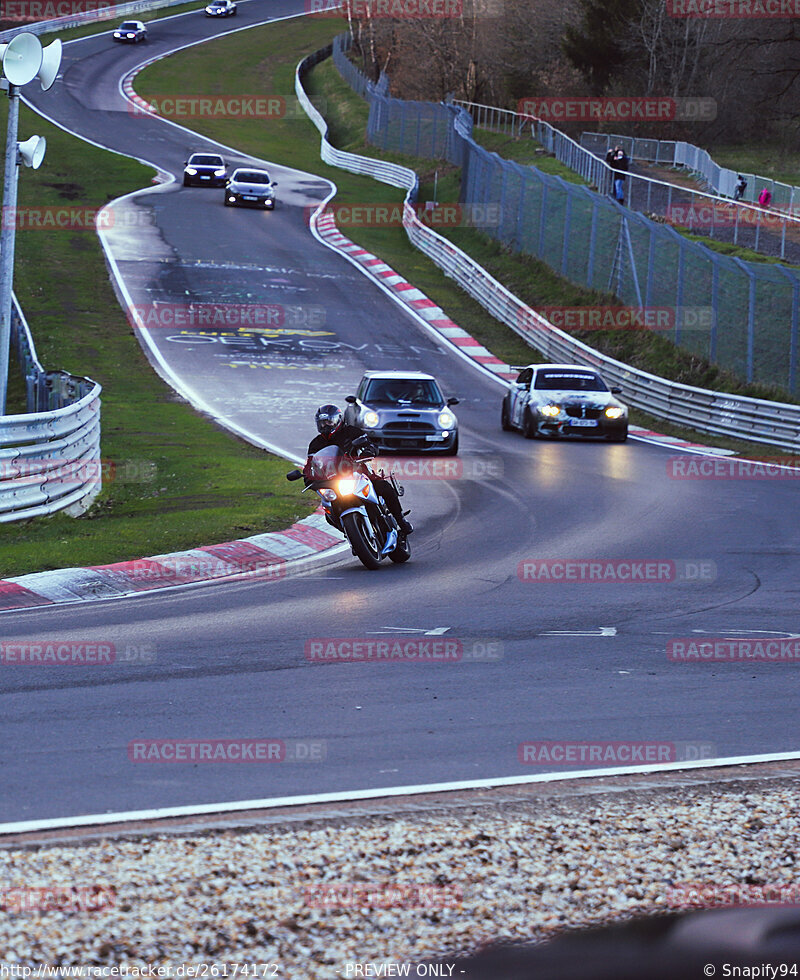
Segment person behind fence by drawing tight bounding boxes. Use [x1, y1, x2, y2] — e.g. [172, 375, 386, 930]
[611, 147, 629, 205]
[733, 175, 747, 201]
[758, 186, 773, 208]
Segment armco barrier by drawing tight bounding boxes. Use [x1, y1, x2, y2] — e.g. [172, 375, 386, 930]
[297, 42, 800, 452]
[1, 296, 102, 521]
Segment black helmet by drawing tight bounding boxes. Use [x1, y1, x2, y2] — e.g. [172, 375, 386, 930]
[315, 404, 343, 437]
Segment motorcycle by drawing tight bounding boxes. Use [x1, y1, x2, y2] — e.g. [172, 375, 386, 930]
[286, 440, 411, 570]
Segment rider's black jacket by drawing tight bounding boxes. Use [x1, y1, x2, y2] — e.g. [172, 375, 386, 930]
[306, 424, 370, 457]
[305, 425, 405, 523]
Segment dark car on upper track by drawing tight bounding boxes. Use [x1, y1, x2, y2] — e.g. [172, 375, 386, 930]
[502, 363, 628, 441]
[113, 20, 147, 42]
[204, 0, 237, 15]
[224, 168, 278, 209]
[344, 371, 460, 454]
[183, 153, 227, 187]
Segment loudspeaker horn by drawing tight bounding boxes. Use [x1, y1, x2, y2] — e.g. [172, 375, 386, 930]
[18, 135, 46, 170]
[37, 38, 62, 90]
[0, 33, 43, 87]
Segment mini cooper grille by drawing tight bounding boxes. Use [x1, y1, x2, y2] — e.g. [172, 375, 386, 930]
[383, 421, 436, 432]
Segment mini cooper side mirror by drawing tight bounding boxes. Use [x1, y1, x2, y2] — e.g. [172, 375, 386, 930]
[610, 386, 622, 394]
[345, 395, 357, 403]
[447, 397, 460, 406]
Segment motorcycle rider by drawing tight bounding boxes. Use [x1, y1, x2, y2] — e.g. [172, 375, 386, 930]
[306, 405, 413, 535]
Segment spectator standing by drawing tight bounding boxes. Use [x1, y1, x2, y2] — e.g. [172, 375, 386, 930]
[733, 175, 747, 201]
[758, 186, 773, 207]
[611, 147, 629, 205]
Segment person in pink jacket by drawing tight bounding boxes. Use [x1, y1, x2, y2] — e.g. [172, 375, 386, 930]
[758, 187, 773, 207]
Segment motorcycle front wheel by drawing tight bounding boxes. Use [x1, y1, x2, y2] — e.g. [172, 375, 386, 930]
[342, 512, 383, 570]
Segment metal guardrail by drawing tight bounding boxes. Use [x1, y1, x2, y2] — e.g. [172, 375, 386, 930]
[298, 40, 800, 452]
[581, 131, 800, 214]
[455, 100, 800, 262]
[0, 0, 194, 40]
[1, 296, 102, 521]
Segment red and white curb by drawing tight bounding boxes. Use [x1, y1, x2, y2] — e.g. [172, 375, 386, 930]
[312, 211, 734, 457]
[315, 210, 519, 382]
[0, 511, 346, 612]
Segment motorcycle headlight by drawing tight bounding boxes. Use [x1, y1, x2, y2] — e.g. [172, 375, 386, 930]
[319, 488, 337, 502]
[363, 411, 380, 428]
[437, 410, 456, 429]
[337, 478, 356, 496]
[605, 406, 625, 419]
[540, 404, 561, 417]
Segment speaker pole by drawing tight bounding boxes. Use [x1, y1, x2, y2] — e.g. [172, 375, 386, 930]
[0, 80, 20, 415]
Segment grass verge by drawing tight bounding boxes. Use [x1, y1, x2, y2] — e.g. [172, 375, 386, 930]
[0, 95, 315, 578]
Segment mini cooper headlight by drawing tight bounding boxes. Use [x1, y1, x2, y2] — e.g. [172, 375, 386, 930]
[363, 411, 380, 428]
[540, 404, 561, 417]
[437, 410, 456, 429]
[605, 406, 625, 419]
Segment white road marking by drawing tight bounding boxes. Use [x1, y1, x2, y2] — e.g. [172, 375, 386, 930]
[542, 627, 617, 637]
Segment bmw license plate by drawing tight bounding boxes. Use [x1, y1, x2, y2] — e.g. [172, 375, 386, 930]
[569, 419, 597, 427]
[243, 195, 258, 201]
[201, 176, 210, 180]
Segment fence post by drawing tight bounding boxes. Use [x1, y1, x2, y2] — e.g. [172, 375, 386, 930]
[731, 256, 756, 382]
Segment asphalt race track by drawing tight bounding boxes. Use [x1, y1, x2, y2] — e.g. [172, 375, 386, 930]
[3, 1, 799, 825]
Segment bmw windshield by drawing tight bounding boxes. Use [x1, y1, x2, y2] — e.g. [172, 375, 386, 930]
[534, 371, 607, 391]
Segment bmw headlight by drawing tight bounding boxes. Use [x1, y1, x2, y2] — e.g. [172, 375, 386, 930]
[363, 411, 380, 428]
[605, 406, 625, 419]
[214, 169, 225, 176]
[126, 32, 135, 37]
[437, 410, 456, 429]
[540, 404, 561, 417]
[185, 168, 197, 175]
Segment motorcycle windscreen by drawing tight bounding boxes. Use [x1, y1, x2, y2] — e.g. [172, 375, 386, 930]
[308, 445, 352, 481]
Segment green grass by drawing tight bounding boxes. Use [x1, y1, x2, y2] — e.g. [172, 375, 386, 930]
[709, 146, 800, 188]
[137, 32, 800, 457]
[472, 129, 589, 186]
[0, 97, 315, 578]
